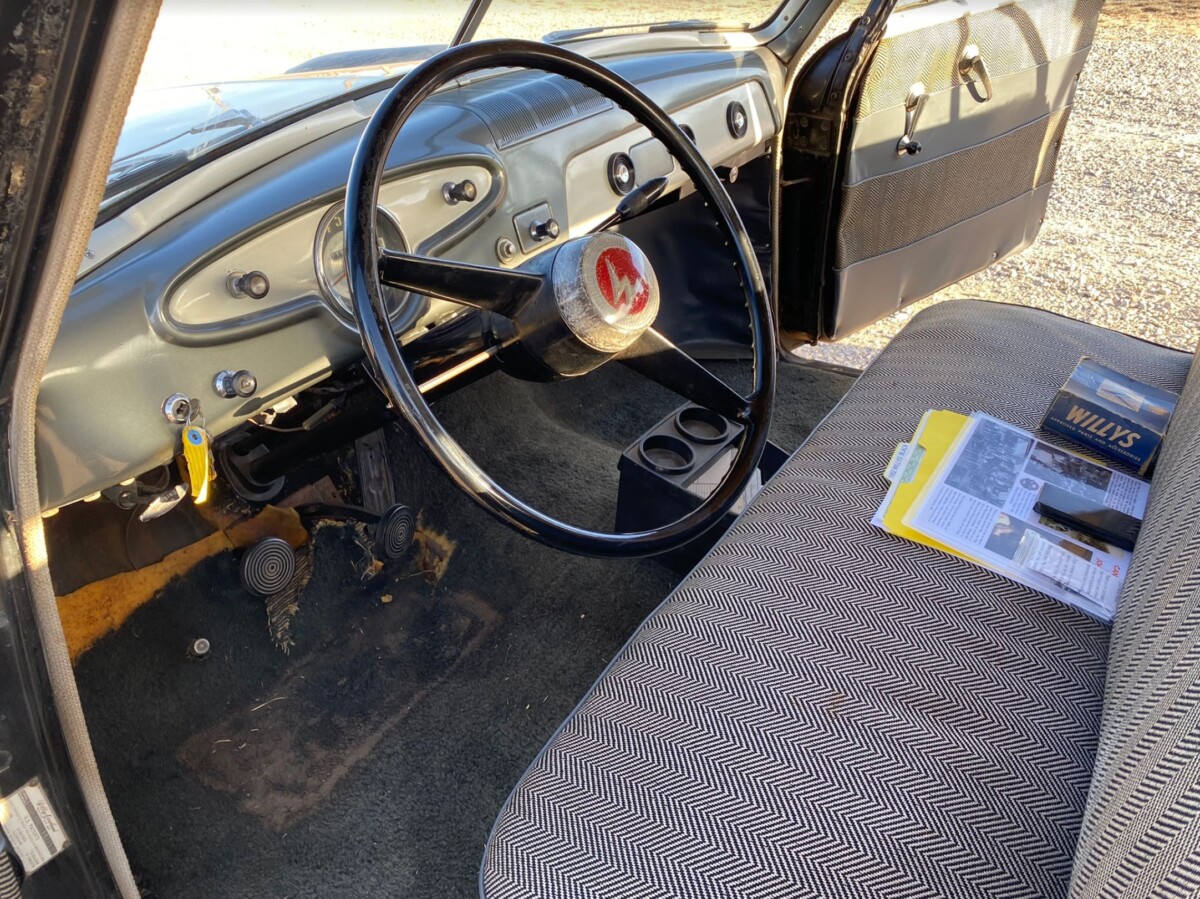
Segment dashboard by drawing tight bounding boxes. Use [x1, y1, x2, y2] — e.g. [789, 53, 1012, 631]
[38, 46, 783, 510]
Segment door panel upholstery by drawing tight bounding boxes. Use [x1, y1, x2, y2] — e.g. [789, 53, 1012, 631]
[837, 107, 1069, 268]
[784, 0, 1105, 341]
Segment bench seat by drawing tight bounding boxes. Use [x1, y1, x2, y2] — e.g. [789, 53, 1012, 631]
[481, 301, 1196, 899]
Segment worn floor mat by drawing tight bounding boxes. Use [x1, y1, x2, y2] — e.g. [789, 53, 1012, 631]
[178, 585, 497, 832]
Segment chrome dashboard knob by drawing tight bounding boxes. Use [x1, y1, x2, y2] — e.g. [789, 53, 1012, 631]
[442, 179, 477, 204]
[530, 218, 560, 242]
[227, 270, 270, 299]
[727, 100, 748, 139]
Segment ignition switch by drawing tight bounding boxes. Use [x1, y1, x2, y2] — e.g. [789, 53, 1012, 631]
[213, 369, 258, 399]
[162, 392, 193, 423]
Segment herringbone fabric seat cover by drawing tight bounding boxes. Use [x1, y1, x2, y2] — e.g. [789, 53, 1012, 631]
[481, 302, 1193, 899]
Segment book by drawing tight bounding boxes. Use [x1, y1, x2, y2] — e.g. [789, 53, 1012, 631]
[1041, 357, 1178, 476]
[871, 409, 970, 557]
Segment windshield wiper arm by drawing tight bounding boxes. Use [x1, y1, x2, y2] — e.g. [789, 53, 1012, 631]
[545, 19, 718, 43]
[104, 150, 190, 199]
[109, 107, 264, 167]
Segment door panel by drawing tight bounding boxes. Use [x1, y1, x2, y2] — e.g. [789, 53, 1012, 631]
[778, 0, 1104, 343]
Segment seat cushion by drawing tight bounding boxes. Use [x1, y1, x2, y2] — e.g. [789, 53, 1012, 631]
[481, 301, 1193, 899]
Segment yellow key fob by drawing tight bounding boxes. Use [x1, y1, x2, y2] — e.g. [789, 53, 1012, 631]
[183, 425, 213, 504]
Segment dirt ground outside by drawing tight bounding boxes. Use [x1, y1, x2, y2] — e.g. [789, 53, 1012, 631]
[136, 0, 1200, 369]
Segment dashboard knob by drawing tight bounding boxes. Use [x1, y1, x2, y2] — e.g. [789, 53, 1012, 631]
[608, 153, 635, 195]
[727, 101, 748, 139]
[442, 179, 478, 205]
[213, 369, 258, 399]
[529, 218, 560, 242]
[227, 270, 270, 300]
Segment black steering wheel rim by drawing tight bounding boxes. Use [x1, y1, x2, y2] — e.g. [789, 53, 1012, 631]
[346, 38, 776, 558]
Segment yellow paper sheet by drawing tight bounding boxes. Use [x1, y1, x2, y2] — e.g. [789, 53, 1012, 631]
[879, 410, 971, 555]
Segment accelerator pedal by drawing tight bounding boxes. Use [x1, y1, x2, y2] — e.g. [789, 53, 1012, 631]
[355, 429, 397, 515]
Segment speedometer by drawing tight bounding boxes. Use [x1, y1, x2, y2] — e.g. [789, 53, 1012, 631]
[314, 201, 407, 317]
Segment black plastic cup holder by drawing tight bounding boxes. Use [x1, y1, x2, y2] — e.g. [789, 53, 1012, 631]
[674, 406, 730, 445]
[617, 402, 788, 567]
[638, 434, 695, 475]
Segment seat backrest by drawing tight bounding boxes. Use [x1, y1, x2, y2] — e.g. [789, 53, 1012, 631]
[1070, 350, 1200, 897]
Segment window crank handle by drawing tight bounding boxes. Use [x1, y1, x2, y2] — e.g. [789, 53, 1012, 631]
[896, 82, 927, 157]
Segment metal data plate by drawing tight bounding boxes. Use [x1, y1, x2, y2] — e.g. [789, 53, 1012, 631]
[0, 779, 70, 874]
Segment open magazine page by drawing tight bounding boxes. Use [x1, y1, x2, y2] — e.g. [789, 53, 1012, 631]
[903, 414, 1147, 621]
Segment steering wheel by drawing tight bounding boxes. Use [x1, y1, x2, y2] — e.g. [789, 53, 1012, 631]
[345, 39, 776, 558]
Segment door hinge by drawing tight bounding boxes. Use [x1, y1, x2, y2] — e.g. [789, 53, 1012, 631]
[785, 112, 837, 156]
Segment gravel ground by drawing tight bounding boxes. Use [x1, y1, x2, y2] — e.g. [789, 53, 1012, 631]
[136, 1, 1198, 369]
[797, 0, 1200, 368]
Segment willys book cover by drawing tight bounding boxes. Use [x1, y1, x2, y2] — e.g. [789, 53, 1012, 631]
[1041, 357, 1178, 476]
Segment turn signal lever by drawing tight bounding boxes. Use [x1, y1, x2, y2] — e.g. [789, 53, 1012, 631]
[592, 176, 670, 232]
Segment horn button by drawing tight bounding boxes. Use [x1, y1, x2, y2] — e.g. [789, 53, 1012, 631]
[502, 233, 660, 379]
[552, 233, 660, 355]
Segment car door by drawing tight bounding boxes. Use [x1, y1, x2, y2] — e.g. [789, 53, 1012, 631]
[1, 1, 132, 895]
[776, 0, 1104, 343]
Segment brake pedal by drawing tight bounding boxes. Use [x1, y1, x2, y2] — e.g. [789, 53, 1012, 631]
[240, 537, 296, 597]
[375, 504, 416, 561]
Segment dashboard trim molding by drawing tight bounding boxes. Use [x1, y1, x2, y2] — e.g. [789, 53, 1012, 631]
[149, 152, 506, 347]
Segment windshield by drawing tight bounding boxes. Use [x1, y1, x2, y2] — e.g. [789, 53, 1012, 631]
[106, 0, 785, 211]
[476, 0, 783, 41]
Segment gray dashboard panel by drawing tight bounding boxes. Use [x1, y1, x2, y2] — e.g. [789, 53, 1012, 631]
[159, 155, 505, 341]
[39, 47, 782, 510]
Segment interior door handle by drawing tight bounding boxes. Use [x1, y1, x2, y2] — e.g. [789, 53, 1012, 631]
[959, 45, 993, 102]
[896, 82, 927, 157]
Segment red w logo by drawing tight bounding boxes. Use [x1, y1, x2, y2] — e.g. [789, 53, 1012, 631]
[594, 247, 649, 315]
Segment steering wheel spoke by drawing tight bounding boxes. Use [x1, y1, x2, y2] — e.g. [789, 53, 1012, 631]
[619, 328, 751, 422]
[378, 250, 543, 319]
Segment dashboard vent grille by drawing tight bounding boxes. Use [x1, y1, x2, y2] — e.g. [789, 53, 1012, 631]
[450, 73, 613, 148]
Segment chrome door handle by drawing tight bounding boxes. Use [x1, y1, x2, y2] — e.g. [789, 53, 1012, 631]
[896, 82, 927, 157]
[959, 45, 993, 101]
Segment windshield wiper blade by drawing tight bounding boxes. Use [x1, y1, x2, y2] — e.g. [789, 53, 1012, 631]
[544, 19, 718, 43]
[104, 150, 189, 199]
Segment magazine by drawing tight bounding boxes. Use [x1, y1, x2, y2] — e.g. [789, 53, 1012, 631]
[879, 413, 1148, 622]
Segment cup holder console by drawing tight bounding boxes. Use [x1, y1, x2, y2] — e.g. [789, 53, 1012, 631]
[639, 434, 696, 475]
[674, 407, 729, 444]
[616, 403, 787, 567]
